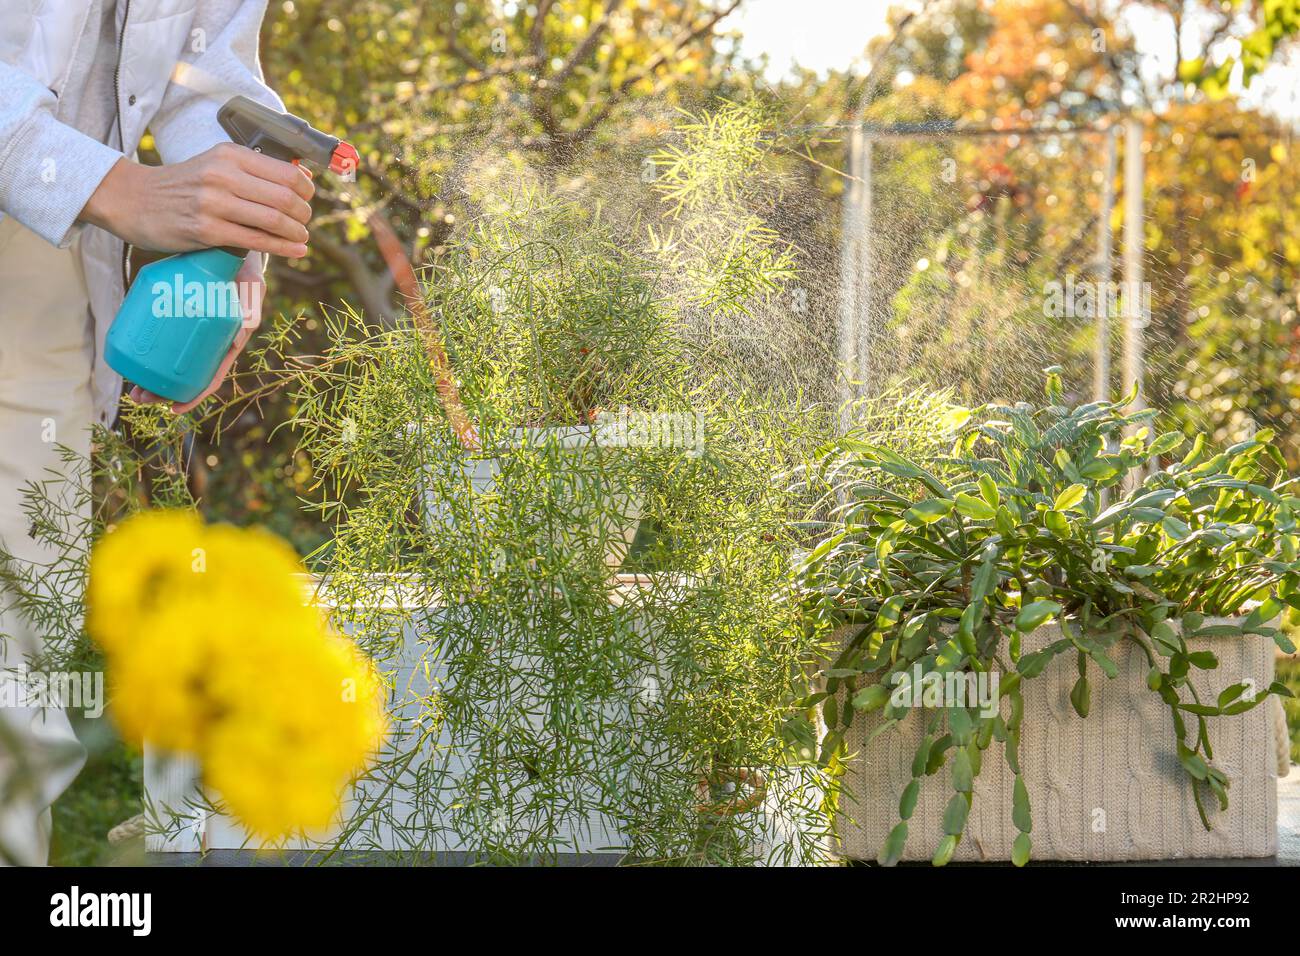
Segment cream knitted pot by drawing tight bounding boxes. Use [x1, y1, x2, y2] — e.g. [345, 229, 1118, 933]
[832, 619, 1279, 862]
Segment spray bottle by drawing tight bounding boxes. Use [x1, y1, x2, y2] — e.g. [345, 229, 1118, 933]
[104, 96, 359, 403]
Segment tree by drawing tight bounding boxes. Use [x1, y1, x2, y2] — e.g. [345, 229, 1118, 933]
[804, 0, 1300, 450]
[262, 0, 747, 323]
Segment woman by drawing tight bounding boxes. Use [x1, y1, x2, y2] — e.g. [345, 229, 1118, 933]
[0, 0, 311, 865]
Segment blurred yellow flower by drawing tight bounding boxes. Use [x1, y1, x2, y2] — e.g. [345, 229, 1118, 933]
[87, 510, 387, 841]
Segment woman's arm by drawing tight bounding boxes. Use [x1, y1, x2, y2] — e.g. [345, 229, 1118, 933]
[0, 61, 124, 248]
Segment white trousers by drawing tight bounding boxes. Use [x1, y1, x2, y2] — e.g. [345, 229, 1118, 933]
[0, 216, 92, 865]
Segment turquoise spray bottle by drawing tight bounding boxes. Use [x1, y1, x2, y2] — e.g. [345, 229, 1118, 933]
[104, 97, 358, 403]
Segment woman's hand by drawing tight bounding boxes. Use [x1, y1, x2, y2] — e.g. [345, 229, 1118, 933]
[129, 254, 267, 414]
[81, 144, 313, 259]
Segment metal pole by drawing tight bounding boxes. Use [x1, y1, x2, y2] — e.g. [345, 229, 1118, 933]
[1094, 125, 1118, 404]
[1122, 118, 1146, 488]
[837, 124, 861, 423]
[837, 127, 872, 422]
[1122, 118, 1145, 411]
[858, 135, 873, 401]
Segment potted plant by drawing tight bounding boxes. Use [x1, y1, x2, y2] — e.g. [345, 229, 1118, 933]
[271, 324, 833, 863]
[120, 103, 836, 864]
[414, 187, 690, 568]
[794, 369, 1298, 864]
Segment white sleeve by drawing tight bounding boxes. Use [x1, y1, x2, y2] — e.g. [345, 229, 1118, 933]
[0, 61, 124, 248]
[148, 0, 285, 165]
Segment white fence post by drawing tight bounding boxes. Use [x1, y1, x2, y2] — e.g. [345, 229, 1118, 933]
[1095, 124, 1118, 403]
[1122, 117, 1146, 489]
[838, 127, 873, 424]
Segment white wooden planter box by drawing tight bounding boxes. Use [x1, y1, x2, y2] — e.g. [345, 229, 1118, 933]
[144, 576, 818, 863]
[834, 620, 1280, 862]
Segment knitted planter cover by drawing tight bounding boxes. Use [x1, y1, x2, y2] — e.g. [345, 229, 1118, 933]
[834, 621, 1278, 862]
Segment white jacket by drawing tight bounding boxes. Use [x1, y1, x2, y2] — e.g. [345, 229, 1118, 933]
[0, 1, 282, 424]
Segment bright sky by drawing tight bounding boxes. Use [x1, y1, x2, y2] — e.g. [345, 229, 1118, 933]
[732, 0, 895, 79]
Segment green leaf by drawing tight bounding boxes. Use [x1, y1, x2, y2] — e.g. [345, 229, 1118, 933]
[1178, 745, 1210, 781]
[1053, 483, 1087, 513]
[793, 690, 830, 707]
[1015, 600, 1061, 632]
[819, 728, 844, 765]
[932, 834, 958, 867]
[1246, 596, 1283, 629]
[942, 793, 970, 836]
[1170, 654, 1189, 680]
[911, 739, 933, 778]
[952, 748, 973, 793]
[1221, 700, 1261, 716]
[1016, 651, 1049, 678]
[877, 595, 905, 628]
[868, 445, 953, 498]
[1148, 431, 1185, 457]
[1151, 620, 1181, 656]
[1005, 728, 1021, 774]
[955, 492, 996, 520]
[1217, 683, 1247, 709]
[1070, 675, 1090, 718]
[905, 498, 954, 526]
[971, 546, 999, 603]
[899, 779, 920, 820]
[1208, 774, 1229, 811]
[1011, 831, 1031, 867]
[877, 821, 908, 867]
[1189, 625, 1239, 638]
[1161, 515, 1190, 540]
[925, 735, 952, 775]
[948, 705, 974, 744]
[851, 683, 891, 712]
[1012, 775, 1032, 833]
[1008, 690, 1025, 731]
[801, 529, 845, 569]
[1187, 651, 1219, 670]
[958, 603, 980, 654]
[978, 474, 1000, 509]
[1079, 458, 1119, 481]
[935, 637, 965, 669]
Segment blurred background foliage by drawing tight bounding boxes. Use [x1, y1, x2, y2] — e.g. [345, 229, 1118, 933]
[129, 0, 1300, 552]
